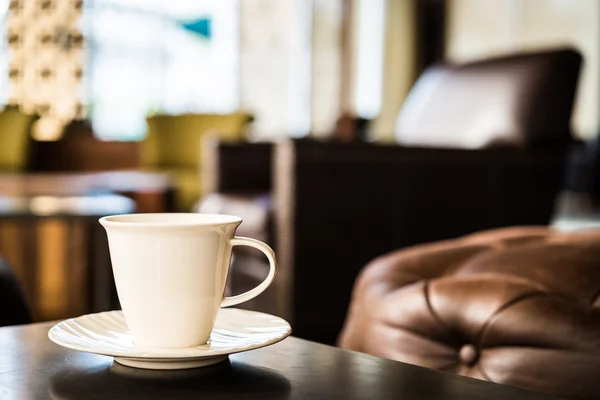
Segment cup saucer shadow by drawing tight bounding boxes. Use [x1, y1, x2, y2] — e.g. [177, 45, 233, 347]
[49, 358, 291, 399]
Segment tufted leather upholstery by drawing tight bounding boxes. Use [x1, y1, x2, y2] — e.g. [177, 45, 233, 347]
[339, 227, 600, 400]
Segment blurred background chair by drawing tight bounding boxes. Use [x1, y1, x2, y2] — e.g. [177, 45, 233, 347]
[0, 106, 36, 172]
[141, 112, 254, 211]
[338, 227, 600, 400]
[0, 255, 31, 327]
[198, 48, 583, 345]
[393, 48, 581, 149]
[27, 120, 140, 173]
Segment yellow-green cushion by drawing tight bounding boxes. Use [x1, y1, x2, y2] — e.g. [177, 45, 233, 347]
[0, 107, 35, 171]
[141, 113, 252, 169]
[141, 112, 253, 211]
[164, 167, 202, 212]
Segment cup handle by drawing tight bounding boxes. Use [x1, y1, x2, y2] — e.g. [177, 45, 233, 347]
[221, 237, 278, 308]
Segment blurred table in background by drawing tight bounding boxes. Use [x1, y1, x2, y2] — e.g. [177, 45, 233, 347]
[0, 171, 176, 213]
[0, 171, 176, 322]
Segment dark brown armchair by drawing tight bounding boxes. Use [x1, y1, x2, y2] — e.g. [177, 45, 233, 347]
[338, 227, 600, 400]
[199, 48, 583, 346]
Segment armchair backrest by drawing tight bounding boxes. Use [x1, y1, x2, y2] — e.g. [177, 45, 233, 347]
[396, 48, 582, 149]
[273, 138, 569, 344]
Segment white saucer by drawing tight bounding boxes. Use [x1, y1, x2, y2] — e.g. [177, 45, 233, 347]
[48, 308, 291, 370]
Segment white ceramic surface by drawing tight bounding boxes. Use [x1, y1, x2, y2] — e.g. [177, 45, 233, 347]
[48, 308, 292, 370]
[99, 213, 277, 349]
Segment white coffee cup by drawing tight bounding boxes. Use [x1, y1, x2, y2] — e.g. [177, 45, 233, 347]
[99, 213, 277, 349]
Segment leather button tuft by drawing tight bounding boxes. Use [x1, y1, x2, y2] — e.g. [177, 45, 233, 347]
[459, 344, 479, 366]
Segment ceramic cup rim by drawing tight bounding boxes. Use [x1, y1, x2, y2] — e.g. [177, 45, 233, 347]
[99, 213, 243, 229]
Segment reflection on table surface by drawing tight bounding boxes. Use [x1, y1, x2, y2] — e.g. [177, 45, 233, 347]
[0, 170, 174, 197]
[0, 170, 177, 214]
[0, 194, 135, 217]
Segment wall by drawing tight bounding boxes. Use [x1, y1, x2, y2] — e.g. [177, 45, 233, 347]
[241, 0, 347, 140]
[311, 0, 344, 137]
[447, 0, 600, 139]
[338, 0, 418, 142]
[371, 0, 417, 141]
[240, 0, 312, 139]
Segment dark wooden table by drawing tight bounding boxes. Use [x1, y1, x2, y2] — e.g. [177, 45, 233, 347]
[0, 323, 560, 400]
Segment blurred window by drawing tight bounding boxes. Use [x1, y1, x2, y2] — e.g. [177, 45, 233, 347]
[353, 0, 385, 120]
[84, 0, 239, 140]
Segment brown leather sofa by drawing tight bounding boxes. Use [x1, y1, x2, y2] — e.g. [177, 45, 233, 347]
[199, 48, 583, 345]
[339, 227, 600, 400]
